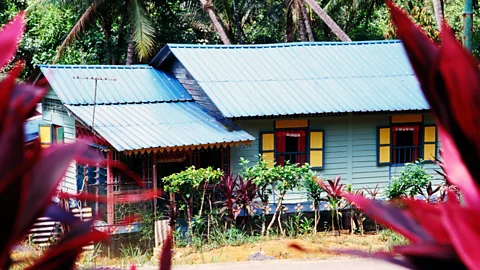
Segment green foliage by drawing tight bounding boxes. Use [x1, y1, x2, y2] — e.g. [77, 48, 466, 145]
[284, 212, 313, 237]
[162, 166, 222, 195]
[379, 229, 409, 251]
[305, 176, 323, 205]
[240, 155, 313, 195]
[137, 208, 155, 248]
[385, 161, 432, 199]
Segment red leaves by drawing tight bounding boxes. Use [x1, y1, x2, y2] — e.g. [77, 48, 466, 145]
[0, 12, 25, 71]
[317, 176, 343, 199]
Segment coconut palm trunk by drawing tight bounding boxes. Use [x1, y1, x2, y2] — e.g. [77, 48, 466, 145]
[432, 0, 443, 31]
[126, 26, 135, 65]
[299, 0, 314, 41]
[296, 2, 307, 41]
[200, 0, 231, 44]
[286, 0, 294, 42]
[303, 0, 351, 42]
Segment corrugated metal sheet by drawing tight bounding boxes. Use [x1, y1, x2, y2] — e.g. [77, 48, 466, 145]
[155, 40, 429, 118]
[66, 103, 254, 152]
[40, 65, 192, 105]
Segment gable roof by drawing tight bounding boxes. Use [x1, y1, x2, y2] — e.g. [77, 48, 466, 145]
[40, 65, 191, 105]
[151, 40, 429, 118]
[40, 65, 253, 153]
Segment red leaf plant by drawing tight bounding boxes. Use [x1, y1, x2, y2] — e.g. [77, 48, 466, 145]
[0, 13, 172, 269]
[341, 1, 480, 269]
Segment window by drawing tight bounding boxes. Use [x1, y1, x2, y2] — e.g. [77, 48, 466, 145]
[193, 147, 231, 174]
[377, 124, 437, 165]
[39, 124, 64, 147]
[275, 130, 307, 166]
[392, 125, 420, 164]
[259, 120, 324, 169]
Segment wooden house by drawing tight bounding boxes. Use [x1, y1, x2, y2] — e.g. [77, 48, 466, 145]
[150, 41, 442, 206]
[39, 65, 254, 226]
[40, 40, 442, 215]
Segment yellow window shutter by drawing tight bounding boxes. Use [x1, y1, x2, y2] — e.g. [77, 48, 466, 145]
[423, 125, 437, 161]
[260, 132, 275, 167]
[309, 131, 324, 168]
[377, 127, 391, 165]
[39, 124, 52, 146]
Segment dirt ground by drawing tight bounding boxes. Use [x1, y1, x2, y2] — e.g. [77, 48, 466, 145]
[11, 233, 391, 269]
[173, 233, 387, 265]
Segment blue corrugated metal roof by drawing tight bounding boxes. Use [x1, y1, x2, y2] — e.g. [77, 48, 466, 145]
[40, 65, 192, 105]
[152, 40, 429, 118]
[40, 65, 253, 151]
[65, 103, 254, 152]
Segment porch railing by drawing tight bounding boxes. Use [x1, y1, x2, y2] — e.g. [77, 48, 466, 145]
[275, 152, 307, 166]
[392, 145, 421, 164]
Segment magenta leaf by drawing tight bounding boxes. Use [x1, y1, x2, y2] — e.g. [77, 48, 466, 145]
[0, 12, 25, 71]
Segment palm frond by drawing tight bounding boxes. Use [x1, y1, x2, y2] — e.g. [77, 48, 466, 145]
[53, 0, 104, 63]
[131, 0, 155, 61]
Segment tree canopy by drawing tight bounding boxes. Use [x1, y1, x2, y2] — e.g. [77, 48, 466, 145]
[2, 0, 479, 78]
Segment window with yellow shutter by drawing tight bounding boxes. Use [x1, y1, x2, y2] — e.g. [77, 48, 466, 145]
[377, 124, 437, 165]
[39, 124, 64, 147]
[309, 130, 324, 169]
[423, 125, 437, 161]
[377, 126, 391, 165]
[260, 132, 275, 167]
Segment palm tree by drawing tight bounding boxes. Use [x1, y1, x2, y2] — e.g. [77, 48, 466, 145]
[200, 0, 232, 44]
[303, 0, 351, 41]
[34, 0, 155, 65]
[286, 0, 315, 42]
[432, 0, 443, 31]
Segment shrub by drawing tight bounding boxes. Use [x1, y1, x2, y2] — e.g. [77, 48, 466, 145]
[385, 161, 432, 199]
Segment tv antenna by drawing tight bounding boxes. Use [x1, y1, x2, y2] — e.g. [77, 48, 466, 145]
[72, 76, 117, 134]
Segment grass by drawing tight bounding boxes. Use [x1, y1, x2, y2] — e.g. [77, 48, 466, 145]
[378, 229, 409, 251]
[11, 229, 404, 267]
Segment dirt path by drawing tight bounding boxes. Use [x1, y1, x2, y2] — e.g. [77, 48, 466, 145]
[140, 258, 406, 270]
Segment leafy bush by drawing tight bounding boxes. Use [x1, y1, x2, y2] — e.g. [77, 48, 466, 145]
[385, 161, 432, 199]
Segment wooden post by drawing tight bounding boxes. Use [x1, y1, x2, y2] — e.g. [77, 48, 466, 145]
[153, 154, 158, 247]
[107, 151, 114, 225]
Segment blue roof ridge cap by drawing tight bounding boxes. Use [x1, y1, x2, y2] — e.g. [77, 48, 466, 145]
[39, 64, 152, 69]
[63, 99, 195, 106]
[165, 40, 402, 49]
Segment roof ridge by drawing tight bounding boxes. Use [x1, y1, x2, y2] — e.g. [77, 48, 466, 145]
[166, 40, 402, 49]
[39, 64, 151, 69]
[64, 99, 195, 106]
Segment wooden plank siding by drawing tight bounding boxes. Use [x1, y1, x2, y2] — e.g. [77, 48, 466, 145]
[171, 60, 222, 114]
[230, 113, 442, 205]
[42, 89, 77, 194]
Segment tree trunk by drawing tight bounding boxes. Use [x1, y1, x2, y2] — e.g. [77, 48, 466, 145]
[261, 202, 267, 236]
[432, 0, 443, 31]
[286, 0, 294, 42]
[126, 26, 135, 65]
[115, 1, 130, 64]
[296, 1, 307, 42]
[200, 0, 232, 44]
[300, 0, 314, 41]
[303, 0, 351, 42]
[266, 190, 286, 236]
[232, 0, 242, 43]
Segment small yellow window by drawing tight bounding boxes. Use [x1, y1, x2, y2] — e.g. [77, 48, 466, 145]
[309, 131, 324, 168]
[260, 132, 275, 167]
[377, 127, 391, 165]
[423, 126, 437, 161]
